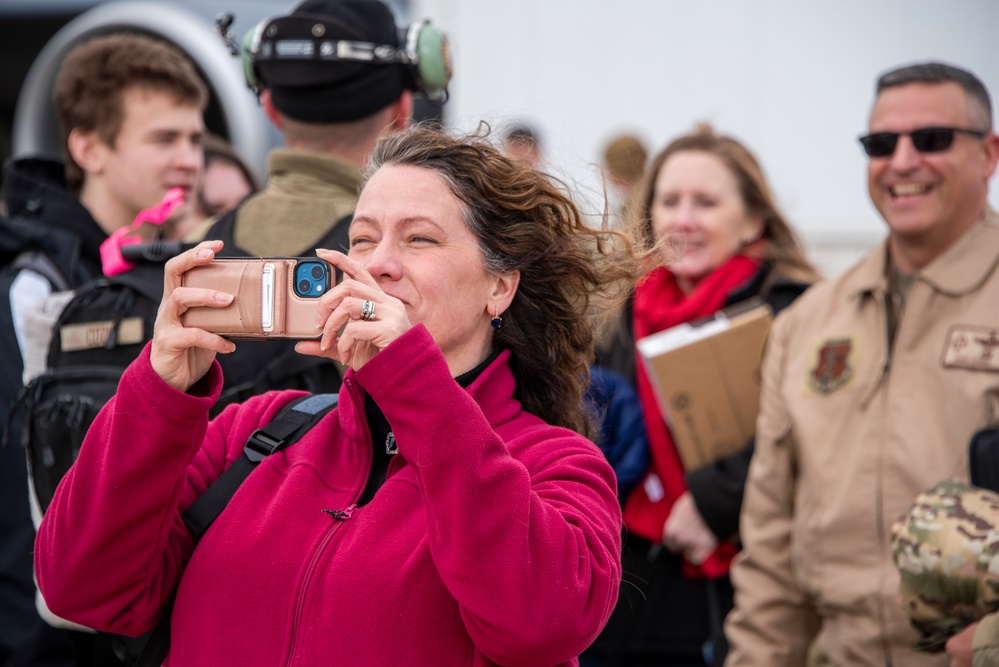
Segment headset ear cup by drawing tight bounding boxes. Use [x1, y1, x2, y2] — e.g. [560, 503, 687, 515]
[241, 19, 268, 96]
[413, 22, 451, 101]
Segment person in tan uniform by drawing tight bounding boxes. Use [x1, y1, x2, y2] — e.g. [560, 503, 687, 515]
[187, 0, 451, 256]
[725, 62, 999, 667]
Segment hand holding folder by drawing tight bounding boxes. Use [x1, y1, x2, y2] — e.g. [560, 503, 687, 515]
[636, 298, 773, 470]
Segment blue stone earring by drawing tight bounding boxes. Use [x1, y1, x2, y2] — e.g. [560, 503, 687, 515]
[491, 305, 503, 329]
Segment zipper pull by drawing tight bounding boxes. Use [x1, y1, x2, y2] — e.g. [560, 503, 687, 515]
[322, 504, 357, 520]
[385, 432, 398, 455]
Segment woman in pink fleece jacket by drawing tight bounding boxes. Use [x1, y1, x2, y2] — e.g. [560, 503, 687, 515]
[35, 126, 642, 666]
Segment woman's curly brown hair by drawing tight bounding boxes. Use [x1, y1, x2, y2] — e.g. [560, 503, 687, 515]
[366, 124, 640, 437]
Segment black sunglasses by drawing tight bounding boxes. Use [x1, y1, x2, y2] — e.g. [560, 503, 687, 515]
[858, 126, 987, 158]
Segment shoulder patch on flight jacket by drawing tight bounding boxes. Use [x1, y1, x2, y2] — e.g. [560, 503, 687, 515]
[808, 337, 855, 394]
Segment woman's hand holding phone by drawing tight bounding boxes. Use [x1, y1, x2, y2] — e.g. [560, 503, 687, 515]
[295, 248, 412, 371]
[151, 240, 237, 393]
[151, 241, 414, 389]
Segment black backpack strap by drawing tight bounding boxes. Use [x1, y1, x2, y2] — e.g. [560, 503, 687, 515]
[12, 249, 71, 292]
[182, 392, 339, 539]
[1, 215, 91, 288]
[131, 392, 338, 667]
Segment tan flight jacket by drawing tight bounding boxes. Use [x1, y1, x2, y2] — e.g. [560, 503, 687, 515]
[726, 210, 999, 667]
[186, 148, 362, 257]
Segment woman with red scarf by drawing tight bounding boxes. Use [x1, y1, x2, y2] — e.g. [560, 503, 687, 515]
[584, 124, 820, 667]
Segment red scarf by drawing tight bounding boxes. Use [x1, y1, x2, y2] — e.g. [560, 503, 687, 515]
[623, 255, 759, 578]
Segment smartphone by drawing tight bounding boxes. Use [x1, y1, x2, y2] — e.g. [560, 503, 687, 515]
[180, 257, 332, 339]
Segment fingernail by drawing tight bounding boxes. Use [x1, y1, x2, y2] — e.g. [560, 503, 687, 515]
[215, 292, 233, 304]
[197, 248, 213, 258]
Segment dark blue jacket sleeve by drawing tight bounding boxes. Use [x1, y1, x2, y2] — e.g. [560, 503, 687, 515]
[585, 365, 649, 499]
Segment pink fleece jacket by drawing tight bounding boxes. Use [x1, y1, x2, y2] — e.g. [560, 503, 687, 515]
[35, 325, 622, 666]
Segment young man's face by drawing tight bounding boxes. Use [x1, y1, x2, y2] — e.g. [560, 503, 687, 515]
[89, 86, 204, 229]
[866, 81, 999, 269]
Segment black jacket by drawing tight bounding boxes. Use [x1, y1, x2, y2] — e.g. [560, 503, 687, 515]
[1, 157, 106, 285]
[0, 156, 106, 662]
[0, 156, 107, 437]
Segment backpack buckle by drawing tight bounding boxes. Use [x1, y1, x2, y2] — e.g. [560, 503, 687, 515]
[244, 429, 284, 463]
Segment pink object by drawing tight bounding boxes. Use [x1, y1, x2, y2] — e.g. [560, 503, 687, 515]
[35, 327, 622, 665]
[99, 188, 186, 276]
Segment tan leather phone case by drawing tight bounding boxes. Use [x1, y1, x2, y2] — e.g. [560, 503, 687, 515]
[180, 258, 327, 339]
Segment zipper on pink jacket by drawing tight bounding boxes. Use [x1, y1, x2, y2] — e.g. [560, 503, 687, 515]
[321, 505, 356, 520]
[286, 504, 357, 665]
[287, 377, 371, 666]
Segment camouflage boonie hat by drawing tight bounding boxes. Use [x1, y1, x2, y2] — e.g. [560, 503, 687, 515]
[891, 479, 999, 653]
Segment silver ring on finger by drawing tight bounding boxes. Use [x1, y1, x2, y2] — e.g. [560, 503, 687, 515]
[360, 299, 376, 322]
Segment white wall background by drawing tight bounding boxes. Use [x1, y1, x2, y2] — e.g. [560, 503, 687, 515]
[415, 0, 999, 275]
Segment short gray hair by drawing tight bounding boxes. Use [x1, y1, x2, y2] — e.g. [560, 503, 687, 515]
[876, 61, 992, 131]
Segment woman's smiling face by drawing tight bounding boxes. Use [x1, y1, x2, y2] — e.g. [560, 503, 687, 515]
[651, 150, 763, 293]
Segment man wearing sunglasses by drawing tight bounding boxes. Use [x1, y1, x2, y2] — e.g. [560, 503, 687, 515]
[726, 62, 999, 667]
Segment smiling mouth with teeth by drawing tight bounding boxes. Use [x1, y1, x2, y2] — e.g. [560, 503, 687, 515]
[890, 183, 932, 197]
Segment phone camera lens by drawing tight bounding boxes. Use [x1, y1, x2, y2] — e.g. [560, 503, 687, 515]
[298, 279, 310, 294]
[311, 265, 324, 280]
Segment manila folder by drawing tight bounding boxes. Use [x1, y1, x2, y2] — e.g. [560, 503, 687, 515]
[636, 299, 773, 470]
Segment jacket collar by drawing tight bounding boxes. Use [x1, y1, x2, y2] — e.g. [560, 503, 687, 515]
[267, 148, 364, 196]
[849, 208, 999, 300]
[461, 348, 522, 428]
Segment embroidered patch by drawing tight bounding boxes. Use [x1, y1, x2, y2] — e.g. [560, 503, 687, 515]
[60, 317, 144, 352]
[808, 338, 854, 394]
[943, 326, 999, 371]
